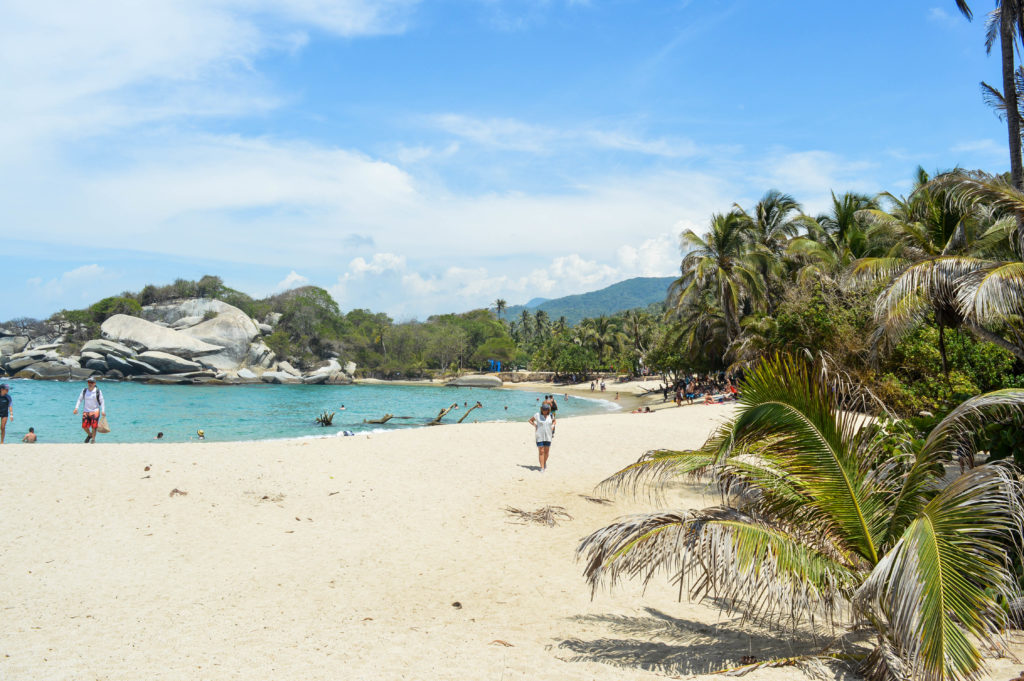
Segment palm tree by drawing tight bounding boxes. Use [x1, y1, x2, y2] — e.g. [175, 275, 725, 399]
[788, 192, 880, 284]
[955, 1, 1024, 189]
[494, 298, 507, 321]
[534, 310, 550, 339]
[518, 309, 532, 340]
[579, 352, 1024, 681]
[850, 169, 983, 375]
[736, 189, 803, 257]
[671, 210, 764, 348]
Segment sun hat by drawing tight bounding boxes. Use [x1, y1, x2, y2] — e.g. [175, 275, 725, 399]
[0, 383, 8, 390]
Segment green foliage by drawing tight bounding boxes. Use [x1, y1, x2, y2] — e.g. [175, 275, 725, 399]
[471, 336, 516, 365]
[89, 296, 142, 323]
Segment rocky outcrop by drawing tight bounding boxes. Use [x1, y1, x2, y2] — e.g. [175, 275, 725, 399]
[137, 351, 202, 374]
[182, 307, 260, 371]
[82, 339, 137, 358]
[260, 371, 302, 385]
[277, 361, 302, 377]
[0, 336, 29, 355]
[101, 315, 223, 358]
[446, 374, 503, 388]
[246, 341, 275, 369]
[142, 298, 238, 325]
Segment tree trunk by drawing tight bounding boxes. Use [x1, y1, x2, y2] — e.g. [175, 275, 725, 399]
[967, 322, 1024, 362]
[938, 321, 950, 379]
[1002, 6, 1023, 189]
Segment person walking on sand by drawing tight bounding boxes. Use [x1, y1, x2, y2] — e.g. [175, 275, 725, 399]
[0, 384, 12, 444]
[528, 402, 556, 472]
[73, 378, 105, 443]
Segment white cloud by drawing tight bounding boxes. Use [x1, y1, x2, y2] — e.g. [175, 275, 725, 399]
[349, 252, 407, 276]
[27, 264, 113, 300]
[951, 139, 1004, 155]
[276, 270, 309, 290]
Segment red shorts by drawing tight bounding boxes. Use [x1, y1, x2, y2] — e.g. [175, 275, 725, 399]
[82, 412, 99, 430]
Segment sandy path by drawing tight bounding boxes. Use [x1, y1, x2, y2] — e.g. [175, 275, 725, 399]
[2, 404, 1022, 680]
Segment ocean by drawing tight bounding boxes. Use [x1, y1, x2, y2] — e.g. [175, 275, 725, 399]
[0, 379, 617, 443]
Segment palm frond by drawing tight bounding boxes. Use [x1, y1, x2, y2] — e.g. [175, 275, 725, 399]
[919, 388, 1024, 465]
[856, 465, 1021, 681]
[955, 261, 1024, 322]
[578, 507, 860, 627]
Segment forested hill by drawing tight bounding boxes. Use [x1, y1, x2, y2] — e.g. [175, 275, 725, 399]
[503, 276, 675, 325]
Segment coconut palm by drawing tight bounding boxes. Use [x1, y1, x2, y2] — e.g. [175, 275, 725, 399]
[788, 192, 881, 284]
[955, 1, 1024, 188]
[579, 352, 1024, 681]
[494, 298, 507, 321]
[671, 210, 765, 348]
[850, 169, 988, 374]
[736, 189, 803, 257]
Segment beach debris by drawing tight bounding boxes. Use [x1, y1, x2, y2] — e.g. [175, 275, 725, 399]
[578, 494, 613, 505]
[489, 640, 514, 647]
[427, 403, 459, 426]
[364, 413, 394, 425]
[451, 601, 462, 609]
[169, 488, 187, 497]
[144, 465, 151, 471]
[257, 493, 285, 503]
[328, 491, 339, 496]
[503, 505, 573, 527]
[457, 401, 483, 424]
[315, 410, 335, 426]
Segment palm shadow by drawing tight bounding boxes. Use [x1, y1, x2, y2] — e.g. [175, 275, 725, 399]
[558, 607, 863, 678]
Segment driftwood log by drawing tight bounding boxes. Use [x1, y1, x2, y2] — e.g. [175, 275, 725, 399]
[457, 401, 483, 424]
[364, 414, 394, 425]
[315, 411, 335, 426]
[427, 403, 459, 426]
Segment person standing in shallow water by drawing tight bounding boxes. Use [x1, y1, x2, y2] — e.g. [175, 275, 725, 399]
[73, 378, 105, 444]
[0, 384, 12, 444]
[528, 402, 556, 472]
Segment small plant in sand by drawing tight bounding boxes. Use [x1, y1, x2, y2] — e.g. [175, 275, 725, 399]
[578, 352, 1024, 681]
[505, 505, 573, 527]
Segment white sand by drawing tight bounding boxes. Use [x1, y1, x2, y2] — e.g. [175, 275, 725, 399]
[2, 404, 1022, 680]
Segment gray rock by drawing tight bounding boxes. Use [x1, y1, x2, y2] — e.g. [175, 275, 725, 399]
[260, 371, 302, 385]
[101, 315, 223, 358]
[8, 348, 49, 361]
[142, 298, 239, 325]
[277, 361, 301, 377]
[80, 351, 105, 362]
[70, 367, 98, 381]
[0, 336, 29, 355]
[105, 354, 134, 374]
[59, 357, 81, 368]
[20, 361, 71, 380]
[181, 309, 260, 370]
[344, 361, 357, 376]
[264, 312, 282, 326]
[246, 341, 275, 369]
[137, 351, 203, 374]
[170, 315, 204, 330]
[85, 358, 109, 372]
[105, 369, 124, 380]
[7, 356, 45, 371]
[257, 323, 273, 335]
[326, 372, 354, 385]
[82, 339, 138, 358]
[446, 375, 503, 388]
[125, 357, 159, 375]
[310, 359, 341, 376]
[30, 343, 63, 351]
[237, 368, 258, 380]
[302, 373, 328, 385]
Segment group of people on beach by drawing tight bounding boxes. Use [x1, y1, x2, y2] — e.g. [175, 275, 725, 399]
[660, 373, 742, 407]
[0, 377, 108, 445]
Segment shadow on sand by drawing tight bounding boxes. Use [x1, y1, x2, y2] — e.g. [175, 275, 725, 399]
[558, 607, 863, 678]
[517, 464, 542, 472]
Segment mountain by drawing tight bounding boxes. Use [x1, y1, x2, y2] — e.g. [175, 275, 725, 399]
[523, 297, 549, 309]
[502, 276, 675, 326]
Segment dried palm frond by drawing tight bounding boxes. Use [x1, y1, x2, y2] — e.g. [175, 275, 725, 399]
[504, 505, 573, 527]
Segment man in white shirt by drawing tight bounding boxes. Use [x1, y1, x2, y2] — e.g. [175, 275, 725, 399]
[73, 378, 106, 443]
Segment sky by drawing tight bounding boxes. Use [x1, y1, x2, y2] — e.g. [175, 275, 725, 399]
[0, 0, 1013, 321]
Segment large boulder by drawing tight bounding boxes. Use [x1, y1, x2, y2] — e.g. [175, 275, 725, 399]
[80, 351, 105, 362]
[7, 353, 54, 372]
[137, 351, 203, 374]
[124, 357, 159, 375]
[302, 373, 328, 385]
[85, 358, 109, 372]
[101, 315, 222, 358]
[326, 373, 354, 385]
[142, 298, 239, 325]
[18, 361, 71, 380]
[246, 341, 275, 369]
[170, 316, 205, 330]
[446, 375, 503, 388]
[182, 309, 260, 370]
[82, 339, 137, 358]
[104, 354, 134, 374]
[260, 371, 302, 385]
[0, 336, 29, 355]
[277, 361, 301, 377]
[236, 368, 259, 380]
[70, 367, 98, 381]
[310, 359, 341, 376]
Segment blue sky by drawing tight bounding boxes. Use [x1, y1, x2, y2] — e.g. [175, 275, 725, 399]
[0, 0, 1011, 320]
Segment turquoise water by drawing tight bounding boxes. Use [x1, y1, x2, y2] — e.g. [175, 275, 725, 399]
[0, 380, 616, 444]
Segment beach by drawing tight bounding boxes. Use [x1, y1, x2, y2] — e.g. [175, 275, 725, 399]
[3, 404, 1022, 681]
